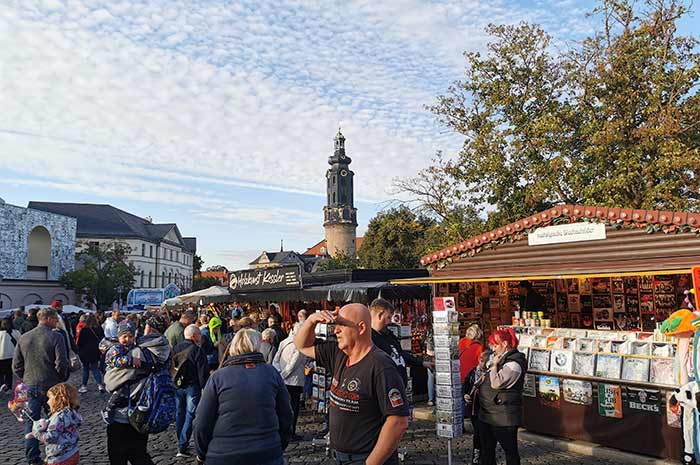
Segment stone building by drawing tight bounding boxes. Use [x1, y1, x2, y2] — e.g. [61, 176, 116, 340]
[0, 198, 77, 308]
[323, 130, 358, 258]
[28, 202, 197, 291]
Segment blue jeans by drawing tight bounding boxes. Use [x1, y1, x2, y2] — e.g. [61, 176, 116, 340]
[175, 385, 201, 452]
[427, 368, 435, 402]
[25, 386, 49, 464]
[81, 361, 103, 386]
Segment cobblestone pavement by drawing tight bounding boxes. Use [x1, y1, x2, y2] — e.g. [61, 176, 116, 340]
[0, 375, 629, 465]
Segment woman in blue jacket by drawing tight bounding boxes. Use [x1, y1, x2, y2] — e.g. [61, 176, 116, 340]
[193, 328, 293, 465]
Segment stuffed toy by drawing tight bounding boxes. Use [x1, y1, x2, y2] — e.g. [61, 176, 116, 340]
[661, 292, 700, 464]
[669, 381, 700, 465]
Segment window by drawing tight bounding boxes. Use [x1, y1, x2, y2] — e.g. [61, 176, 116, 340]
[170, 250, 173, 261]
[332, 192, 336, 203]
[141, 244, 145, 256]
[149, 245, 153, 258]
[162, 272, 165, 286]
[140, 270, 144, 287]
[333, 176, 336, 185]
[148, 271, 152, 287]
[176, 251, 179, 262]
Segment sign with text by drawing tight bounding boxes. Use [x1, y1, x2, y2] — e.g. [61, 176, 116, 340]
[625, 387, 661, 415]
[229, 266, 302, 292]
[598, 384, 623, 418]
[528, 222, 606, 246]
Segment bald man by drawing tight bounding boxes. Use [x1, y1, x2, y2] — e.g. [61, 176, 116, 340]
[295, 304, 409, 465]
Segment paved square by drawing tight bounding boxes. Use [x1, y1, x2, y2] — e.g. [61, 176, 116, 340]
[0, 375, 630, 465]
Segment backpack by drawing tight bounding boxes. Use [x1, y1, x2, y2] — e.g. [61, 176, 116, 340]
[128, 353, 177, 434]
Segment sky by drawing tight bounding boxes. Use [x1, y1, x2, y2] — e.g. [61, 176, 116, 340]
[1, 0, 697, 271]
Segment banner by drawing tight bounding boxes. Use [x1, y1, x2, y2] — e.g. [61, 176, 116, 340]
[562, 379, 593, 405]
[537, 376, 560, 407]
[229, 266, 302, 291]
[598, 384, 623, 418]
[625, 387, 661, 415]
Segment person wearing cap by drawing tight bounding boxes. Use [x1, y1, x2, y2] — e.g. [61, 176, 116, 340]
[165, 310, 196, 349]
[104, 314, 171, 465]
[13, 308, 69, 465]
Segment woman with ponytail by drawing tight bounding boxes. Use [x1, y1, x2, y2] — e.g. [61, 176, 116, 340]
[477, 328, 526, 465]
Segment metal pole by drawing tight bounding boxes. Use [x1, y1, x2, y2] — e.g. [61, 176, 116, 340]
[447, 438, 452, 465]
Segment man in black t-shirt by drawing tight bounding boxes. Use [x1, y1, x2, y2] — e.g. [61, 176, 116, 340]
[369, 298, 433, 387]
[295, 304, 409, 465]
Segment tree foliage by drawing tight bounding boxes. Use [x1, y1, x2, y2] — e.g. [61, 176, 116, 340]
[192, 276, 222, 291]
[60, 241, 137, 309]
[205, 265, 228, 272]
[398, 0, 700, 233]
[193, 254, 204, 275]
[358, 206, 437, 269]
[316, 251, 359, 271]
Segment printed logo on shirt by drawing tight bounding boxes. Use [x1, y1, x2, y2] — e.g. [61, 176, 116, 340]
[330, 379, 361, 413]
[389, 346, 406, 368]
[347, 378, 360, 392]
[388, 388, 404, 408]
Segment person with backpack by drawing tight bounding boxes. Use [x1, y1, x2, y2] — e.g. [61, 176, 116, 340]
[104, 313, 173, 465]
[172, 325, 209, 458]
[0, 317, 21, 395]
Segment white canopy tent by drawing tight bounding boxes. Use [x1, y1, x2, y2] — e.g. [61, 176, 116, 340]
[0, 304, 94, 319]
[162, 286, 230, 306]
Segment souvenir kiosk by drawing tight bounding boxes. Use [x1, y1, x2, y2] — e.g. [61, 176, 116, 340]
[393, 205, 700, 460]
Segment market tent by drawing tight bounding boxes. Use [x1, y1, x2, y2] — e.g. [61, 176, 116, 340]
[202, 282, 430, 305]
[0, 304, 94, 319]
[164, 286, 231, 306]
[302, 282, 430, 303]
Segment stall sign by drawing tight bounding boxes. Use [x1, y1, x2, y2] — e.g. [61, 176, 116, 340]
[598, 384, 623, 418]
[625, 387, 661, 415]
[229, 266, 302, 291]
[528, 223, 606, 246]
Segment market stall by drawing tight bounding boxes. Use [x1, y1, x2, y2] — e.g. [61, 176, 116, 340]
[203, 266, 433, 398]
[392, 204, 700, 460]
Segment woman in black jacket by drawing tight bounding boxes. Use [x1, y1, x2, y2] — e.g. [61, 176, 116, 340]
[77, 314, 105, 393]
[477, 328, 526, 465]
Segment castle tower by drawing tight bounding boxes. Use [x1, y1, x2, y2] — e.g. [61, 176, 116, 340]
[323, 129, 358, 258]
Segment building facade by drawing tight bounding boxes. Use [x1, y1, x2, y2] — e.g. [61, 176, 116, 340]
[323, 130, 358, 258]
[0, 199, 77, 308]
[28, 202, 196, 292]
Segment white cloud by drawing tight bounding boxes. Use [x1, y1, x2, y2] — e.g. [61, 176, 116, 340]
[0, 0, 601, 269]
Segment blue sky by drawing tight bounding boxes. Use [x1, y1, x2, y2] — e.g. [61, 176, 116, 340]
[1, 0, 698, 270]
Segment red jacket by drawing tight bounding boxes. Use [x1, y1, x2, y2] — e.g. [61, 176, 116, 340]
[458, 337, 483, 382]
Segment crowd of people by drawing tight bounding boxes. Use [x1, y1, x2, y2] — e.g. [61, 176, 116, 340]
[0, 298, 527, 465]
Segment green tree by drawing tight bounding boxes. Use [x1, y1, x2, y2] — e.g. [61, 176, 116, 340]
[60, 241, 137, 309]
[399, 0, 700, 230]
[193, 254, 204, 274]
[192, 276, 221, 291]
[358, 207, 437, 269]
[316, 251, 359, 271]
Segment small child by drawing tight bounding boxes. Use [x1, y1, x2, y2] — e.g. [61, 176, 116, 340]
[100, 321, 142, 424]
[26, 383, 82, 465]
[463, 350, 491, 465]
